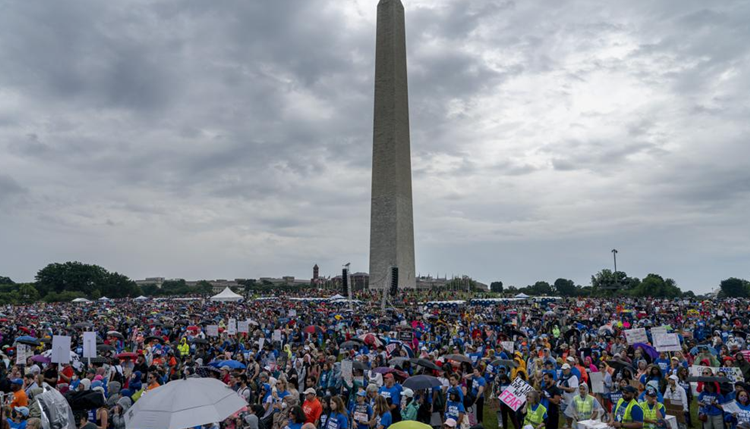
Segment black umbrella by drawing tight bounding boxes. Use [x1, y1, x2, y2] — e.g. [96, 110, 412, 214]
[490, 359, 519, 368]
[352, 361, 368, 371]
[73, 322, 93, 329]
[86, 356, 109, 364]
[107, 331, 124, 339]
[443, 354, 472, 364]
[144, 336, 164, 344]
[191, 338, 209, 345]
[411, 358, 441, 371]
[403, 375, 442, 390]
[340, 341, 362, 350]
[97, 344, 115, 352]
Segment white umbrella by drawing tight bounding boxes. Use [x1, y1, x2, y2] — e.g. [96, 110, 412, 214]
[125, 378, 246, 429]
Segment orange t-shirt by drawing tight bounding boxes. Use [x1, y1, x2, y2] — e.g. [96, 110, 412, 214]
[11, 389, 28, 408]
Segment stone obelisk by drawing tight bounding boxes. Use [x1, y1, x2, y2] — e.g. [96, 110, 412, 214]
[369, 0, 416, 289]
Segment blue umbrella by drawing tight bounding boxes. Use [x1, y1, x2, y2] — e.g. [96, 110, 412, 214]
[15, 336, 41, 346]
[209, 360, 246, 369]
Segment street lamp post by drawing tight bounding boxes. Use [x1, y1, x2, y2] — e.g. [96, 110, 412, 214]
[611, 249, 618, 289]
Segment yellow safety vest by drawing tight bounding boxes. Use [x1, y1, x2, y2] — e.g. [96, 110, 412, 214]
[178, 341, 190, 356]
[524, 403, 547, 428]
[574, 395, 594, 420]
[613, 399, 640, 424]
[640, 401, 664, 429]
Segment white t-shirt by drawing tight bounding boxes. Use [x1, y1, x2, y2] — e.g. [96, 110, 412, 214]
[559, 375, 579, 404]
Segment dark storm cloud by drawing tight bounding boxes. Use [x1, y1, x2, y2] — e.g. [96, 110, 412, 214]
[0, 0, 748, 292]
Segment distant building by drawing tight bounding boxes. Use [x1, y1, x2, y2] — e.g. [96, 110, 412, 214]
[134, 277, 165, 288]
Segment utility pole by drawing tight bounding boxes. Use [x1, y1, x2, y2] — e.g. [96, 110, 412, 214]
[611, 249, 619, 290]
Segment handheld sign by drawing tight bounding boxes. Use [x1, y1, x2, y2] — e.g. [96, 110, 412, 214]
[499, 377, 534, 411]
[207, 325, 219, 337]
[228, 319, 237, 335]
[238, 321, 250, 333]
[653, 333, 681, 352]
[624, 328, 648, 345]
[51, 335, 72, 364]
[82, 332, 97, 358]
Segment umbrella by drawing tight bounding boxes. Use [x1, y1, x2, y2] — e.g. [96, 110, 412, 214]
[607, 358, 635, 372]
[359, 333, 383, 347]
[303, 326, 324, 335]
[443, 354, 472, 364]
[411, 359, 441, 371]
[124, 378, 246, 429]
[209, 360, 247, 370]
[490, 359, 519, 368]
[388, 422, 432, 429]
[191, 338, 209, 345]
[15, 336, 41, 346]
[352, 361, 368, 371]
[372, 367, 409, 378]
[144, 336, 164, 344]
[73, 322, 93, 329]
[340, 341, 362, 350]
[117, 352, 139, 360]
[402, 375, 442, 390]
[389, 357, 411, 367]
[97, 344, 116, 353]
[31, 355, 51, 364]
[86, 356, 109, 365]
[107, 331, 125, 339]
[632, 343, 660, 360]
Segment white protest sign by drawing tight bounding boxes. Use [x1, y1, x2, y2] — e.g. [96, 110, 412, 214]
[341, 359, 353, 383]
[501, 341, 514, 353]
[499, 376, 534, 411]
[238, 321, 250, 333]
[16, 344, 30, 365]
[650, 326, 669, 337]
[258, 337, 265, 350]
[228, 319, 237, 335]
[722, 401, 742, 414]
[590, 371, 605, 394]
[51, 335, 72, 364]
[207, 325, 219, 337]
[653, 333, 681, 352]
[624, 328, 648, 345]
[82, 331, 98, 358]
[288, 309, 296, 318]
[272, 330, 282, 342]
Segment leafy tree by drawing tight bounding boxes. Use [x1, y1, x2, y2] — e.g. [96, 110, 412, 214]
[591, 269, 638, 294]
[0, 276, 14, 285]
[195, 280, 214, 295]
[520, 281, 553, 296]
[17, 283, 40, 303]
[102, 272, 142, 298]
[140, 284, 160, 296]
[719, 277, 750, 298]
[682, 290, 696, 298]
[553, 278, 577, 296]
[630, 274, 681, 298]
[44, 290, 86, 302]
[490, 281, 503, 293]
[36, 262, 108, 296]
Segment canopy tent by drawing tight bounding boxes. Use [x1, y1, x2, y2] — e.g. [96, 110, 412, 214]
[71, 297, 91, 303]
[329, 294, 346, 300]
[98, 296, 111, 301]
[209, 287, 243, 302]
[133, 296, 149, 301]
[514, 293, 530, 299]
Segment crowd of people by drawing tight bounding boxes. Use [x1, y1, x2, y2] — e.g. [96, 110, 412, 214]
[2, 292, 750, 429]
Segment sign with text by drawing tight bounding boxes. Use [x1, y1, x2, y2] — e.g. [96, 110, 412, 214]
[501, 341, 514, 353]
[288, 309, 296, 318]
[82, 332, 98, 358]
[499, 376, 534, 411]
[650, 326, 669, 337]
[207, 325, 219, 337]
[228, 319, 237, 335]
[16, 344, 30, 365]
[272, 329, 282, 342]
[590, 371, 605, 394]
[238, 321, 250, 333]
[624, 328, 648, 345]
[653, 333, 681, 352]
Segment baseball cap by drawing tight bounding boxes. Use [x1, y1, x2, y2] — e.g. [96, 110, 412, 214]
[561, 364, 571, 370]
[10, 378, 23, 386]
[566, 356, 575, 362]
[14, 407, 29, 417]
[304, 388, 317, 395]
[646, 388, 657, 397]
[403, 388, 414, 398]
[357, 390, 367, 397]
[384, 373, 394, 379]
[445, 419, 457, 428]
[669, 375, 679, 382]
[623, 385, 638, 394]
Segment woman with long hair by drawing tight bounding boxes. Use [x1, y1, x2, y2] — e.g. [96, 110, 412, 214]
[375, 395, 393, 429]
[324, 396, 348, 429]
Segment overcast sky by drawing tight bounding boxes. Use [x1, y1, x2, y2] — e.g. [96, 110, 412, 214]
[1, 0, 749, 292]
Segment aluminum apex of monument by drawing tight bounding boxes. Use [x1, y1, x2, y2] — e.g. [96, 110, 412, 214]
[369, 0, 416, 289]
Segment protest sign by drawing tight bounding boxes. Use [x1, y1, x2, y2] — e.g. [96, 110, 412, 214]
[650, 326, 669, 337]
[341, 359, 353, 383]
[590, 371, 605, 394]
[258, 338, 265, 350]
[207, 325, 219, 337]
[228, 319, 237, 335]
[288, 309, 296, 318]
[273, 329, 282, 342]
[624, 328, 648, 345]
[82, 332, 97, 358]
[16, 344, 30, 365]
[238, 321, 249, 333]
[653, 333, 681, 352]
[51, 336, 72, 364]
[501, 341, 514, 353]
[499, 376, 534, 411]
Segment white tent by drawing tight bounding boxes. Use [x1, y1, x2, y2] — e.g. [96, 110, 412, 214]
[329, 294, 346, 300]
[133, 295, 149, 301]
[98, 296, 111, 301]
[514, 293, 530, 299]
[71, 297, 91, 303]
[210, 287, 243, 302]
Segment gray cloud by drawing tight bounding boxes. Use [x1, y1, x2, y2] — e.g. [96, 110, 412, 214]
[0, 0, 748, 292]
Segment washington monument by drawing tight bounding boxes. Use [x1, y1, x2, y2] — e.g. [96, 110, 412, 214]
[369, 0, 416, 289]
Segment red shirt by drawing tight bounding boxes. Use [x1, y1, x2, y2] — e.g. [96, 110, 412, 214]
[303, 398, 322, 424]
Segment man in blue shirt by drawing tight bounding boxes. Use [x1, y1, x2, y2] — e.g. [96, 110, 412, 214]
[378, 373, 403, 423]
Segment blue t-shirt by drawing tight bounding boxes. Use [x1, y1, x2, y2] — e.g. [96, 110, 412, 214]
[286, 423, 303, 429]
[379, 385, 402, 407]
[326, 412, 348, 429]
[471, 376, 486, 399]
[654, 359, 669, 375]
[378, 411, 392, 429]
[445, 400, 466, 421]
[699, 391, 724, 416]
[350, 403, 373, 429]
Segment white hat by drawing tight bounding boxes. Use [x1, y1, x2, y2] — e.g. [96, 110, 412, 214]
[403, 388, 414, 398]
[562, 363, 571, 370]
[566, 356, 575, 362]
[304, 388, 317, 395]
